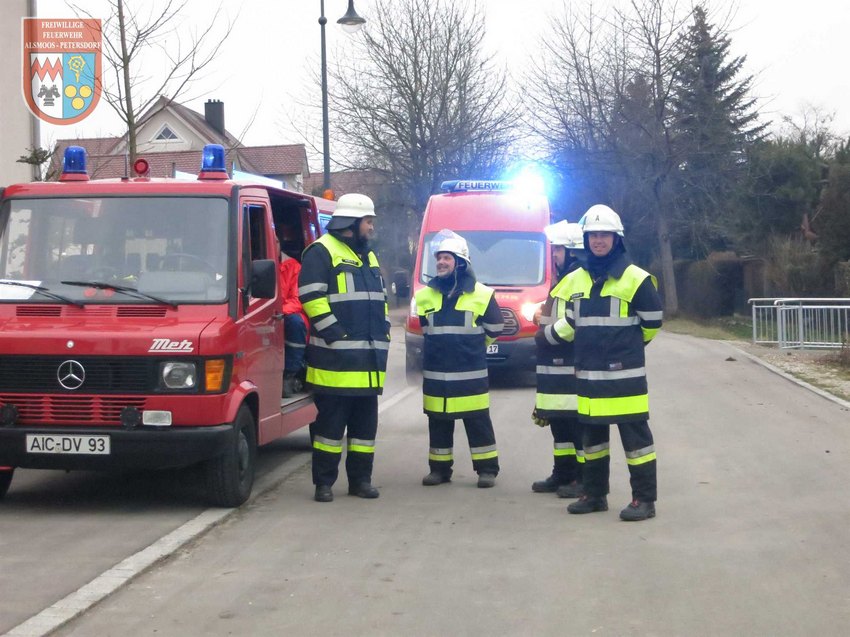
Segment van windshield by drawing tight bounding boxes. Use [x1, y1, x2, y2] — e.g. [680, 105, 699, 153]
[0, 196, 229, 304]
[420, 231, 546, 286]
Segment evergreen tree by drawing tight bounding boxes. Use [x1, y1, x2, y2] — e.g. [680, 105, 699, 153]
[671, 5, 766, 257]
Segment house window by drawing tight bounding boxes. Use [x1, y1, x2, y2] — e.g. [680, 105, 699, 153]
[154, 126, 179, 141]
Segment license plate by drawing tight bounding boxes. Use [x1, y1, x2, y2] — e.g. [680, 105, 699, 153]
[486, 343, 499, 354]
[26, 434, 110, 455]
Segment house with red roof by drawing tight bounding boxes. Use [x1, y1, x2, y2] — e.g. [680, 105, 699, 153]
[49, 96, 310, 190]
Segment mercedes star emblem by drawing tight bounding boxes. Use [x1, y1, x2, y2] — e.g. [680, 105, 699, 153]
[57, 360, 86, 390]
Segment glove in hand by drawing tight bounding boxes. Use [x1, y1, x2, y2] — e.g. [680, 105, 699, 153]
[531, 408, 549, 428]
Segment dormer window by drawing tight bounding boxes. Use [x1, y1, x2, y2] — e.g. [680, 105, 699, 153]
[154, 125, 179, 141]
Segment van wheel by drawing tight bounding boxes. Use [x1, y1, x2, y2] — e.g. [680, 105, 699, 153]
[405, 348, 421, 386]
[0, 469, 14, 500]
[205, 406, 256, 507]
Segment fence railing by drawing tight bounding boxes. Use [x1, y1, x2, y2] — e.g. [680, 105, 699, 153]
[749, 298, 850, 349]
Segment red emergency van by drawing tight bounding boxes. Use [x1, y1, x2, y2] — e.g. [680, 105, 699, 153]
[0, 144, 330, 506]
[404, 179, 551, 380]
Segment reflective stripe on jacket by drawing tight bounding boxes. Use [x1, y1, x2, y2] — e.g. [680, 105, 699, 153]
[535, 267, 578, 417]
[416, 277, 502, 419]
[549, 255, 662, 424]
[298, 233, 389, 395]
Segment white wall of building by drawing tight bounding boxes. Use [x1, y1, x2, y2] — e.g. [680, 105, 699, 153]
[1, 0, 38, 185]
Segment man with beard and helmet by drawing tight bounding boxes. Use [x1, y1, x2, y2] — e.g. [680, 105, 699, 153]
[545, 205, 663, 521]
[415, 229, 504, 488]
[531, 220, 586, 499]
[298, 193, 390, 503]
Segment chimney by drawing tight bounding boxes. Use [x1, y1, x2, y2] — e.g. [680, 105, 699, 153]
[204, 99, 225, 137]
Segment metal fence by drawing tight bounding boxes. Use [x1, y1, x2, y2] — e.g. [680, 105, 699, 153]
[749, 298, 850, 349]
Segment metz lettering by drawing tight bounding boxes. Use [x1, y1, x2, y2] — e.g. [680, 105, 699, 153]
[149, 338, 194, 352]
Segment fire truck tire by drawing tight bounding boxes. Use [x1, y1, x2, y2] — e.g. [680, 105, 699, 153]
[0, 469, 13, 500]
[204, 405, 256, 507]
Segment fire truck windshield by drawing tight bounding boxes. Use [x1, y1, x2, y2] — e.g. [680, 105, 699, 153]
[0, 196, 229, 303]
[420, 231, 546, 286]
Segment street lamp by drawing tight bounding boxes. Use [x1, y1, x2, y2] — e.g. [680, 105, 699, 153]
[320, 0, 366, 195]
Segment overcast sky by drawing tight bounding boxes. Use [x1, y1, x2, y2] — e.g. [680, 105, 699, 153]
[36, 0, 850, 164]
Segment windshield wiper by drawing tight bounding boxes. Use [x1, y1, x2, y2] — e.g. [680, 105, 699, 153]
[60, 280, 178, 309]
[0, 279, 84, 308]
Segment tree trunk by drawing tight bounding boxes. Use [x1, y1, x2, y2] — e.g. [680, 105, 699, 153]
[655, 212, 679, 315]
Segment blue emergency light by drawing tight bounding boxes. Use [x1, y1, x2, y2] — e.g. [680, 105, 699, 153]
[502, 163, 550, 197]
[63, 146, 87, 174]
[511, 170, 546, 196]
[201, 144, 227, 173]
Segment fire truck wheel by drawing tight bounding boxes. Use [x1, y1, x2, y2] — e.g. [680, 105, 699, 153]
[0, 469, 13, 500]
[205, 406, 256, 507]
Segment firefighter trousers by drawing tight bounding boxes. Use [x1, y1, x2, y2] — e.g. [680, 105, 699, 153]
[427, 414, 499, 477]
[581, 420, 657, 502]
[311, 393, 378, 487]
[549, 416, 584, 485]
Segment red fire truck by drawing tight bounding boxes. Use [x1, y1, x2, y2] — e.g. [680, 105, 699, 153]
[0, 144, 330, 506]
[405, 179, 552, 381]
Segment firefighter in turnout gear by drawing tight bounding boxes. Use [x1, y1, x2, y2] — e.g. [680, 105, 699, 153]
[415, 229, 504, 488]
[532, 221, 586, 499]
[545, 205, 663, 521]
[298, 193, 390, 502]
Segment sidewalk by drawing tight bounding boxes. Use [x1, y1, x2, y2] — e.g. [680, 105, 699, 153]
[388, 301, 409, 326]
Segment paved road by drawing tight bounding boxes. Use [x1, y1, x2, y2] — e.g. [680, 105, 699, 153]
[27, 331, 849, 636]
[0, 425, 313, 635]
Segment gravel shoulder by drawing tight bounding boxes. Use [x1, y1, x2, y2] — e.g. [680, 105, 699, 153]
[728, 341, 850, 404]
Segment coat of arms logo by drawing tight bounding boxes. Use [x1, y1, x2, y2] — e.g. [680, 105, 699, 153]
[22, 18, 102, 125]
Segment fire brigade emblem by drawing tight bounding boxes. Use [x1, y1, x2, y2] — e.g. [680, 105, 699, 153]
[22, 18, 102, 125]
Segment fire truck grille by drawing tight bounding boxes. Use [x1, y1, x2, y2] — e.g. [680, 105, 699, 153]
[0, 357, 155, 393]
[0, 394, 147, 425]
[500, 308, 519, 336]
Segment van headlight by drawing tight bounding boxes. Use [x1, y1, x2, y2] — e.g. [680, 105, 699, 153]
[521, 301, 544, 322]
[160, 361, 197, 389]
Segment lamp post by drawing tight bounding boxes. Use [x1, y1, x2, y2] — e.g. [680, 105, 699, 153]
[320, 0, 366, 194]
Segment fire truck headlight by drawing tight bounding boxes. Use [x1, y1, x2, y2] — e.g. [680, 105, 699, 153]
[160, 362, 197, 389]
[521, 301, 544, 322]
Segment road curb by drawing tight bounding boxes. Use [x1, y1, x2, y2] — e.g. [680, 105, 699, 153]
[728, 342, 850, 411]
[3, 385, 416, 637]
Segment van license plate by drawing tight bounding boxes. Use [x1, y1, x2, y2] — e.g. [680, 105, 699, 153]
[26, 434, 110, 455]
[486, 344, 499, 354]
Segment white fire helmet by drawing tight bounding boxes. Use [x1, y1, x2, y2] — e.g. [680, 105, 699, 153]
[581, 204, 625, 236]
[326, 193, 376, 230]
[432, 229, 471, 264]
[544, 220, 585, 250]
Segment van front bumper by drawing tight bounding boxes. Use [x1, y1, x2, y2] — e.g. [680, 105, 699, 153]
[405, 332, 537, 372]
[0, 424, 233, 471]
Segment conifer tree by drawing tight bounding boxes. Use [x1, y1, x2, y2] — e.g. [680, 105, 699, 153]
[671, 5, 765, 257]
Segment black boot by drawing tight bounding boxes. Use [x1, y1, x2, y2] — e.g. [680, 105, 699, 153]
[314, 485, 333, 502]
[567, 494, 608, 514]
[422, 471, 451, 486]
[556, 481, 582, 499]
[620, 499, 655, 521]
[477, 473, 496, 488]
[348, 482, 380, 498]
[531, 474, 559, 493]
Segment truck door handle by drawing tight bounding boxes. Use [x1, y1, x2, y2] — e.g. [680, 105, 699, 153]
[272, 312, 285, 321]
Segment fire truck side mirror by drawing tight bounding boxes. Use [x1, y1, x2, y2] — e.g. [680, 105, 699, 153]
[250, 259, 276, 299]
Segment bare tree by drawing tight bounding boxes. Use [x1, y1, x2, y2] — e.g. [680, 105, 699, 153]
[72, 0, 234, 163]
[328, 0, 518, 215]
[526, 0, 695, 314]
